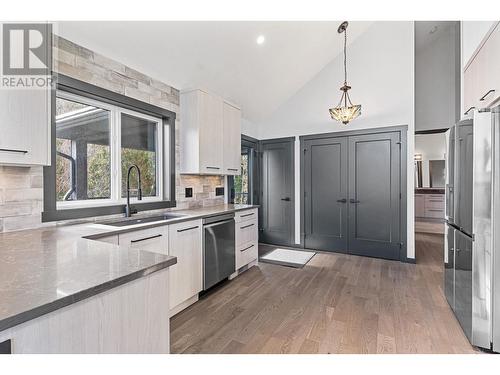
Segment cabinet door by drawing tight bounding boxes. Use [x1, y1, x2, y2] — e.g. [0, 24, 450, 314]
[481, 24, 500, 106]
[414, 194, 425, 218]
[0, 87, 50, 165]
[199, 91, 223, 174]
[168, 220, 203, 309]
[463, 63, 477, 116]
[118, 226, 169, 255]
[223, 102, 241, 175]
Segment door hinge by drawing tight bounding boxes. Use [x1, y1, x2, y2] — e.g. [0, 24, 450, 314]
[399, 193, 402, 199]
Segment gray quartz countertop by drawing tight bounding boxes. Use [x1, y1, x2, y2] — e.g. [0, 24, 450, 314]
[0, 204, 257, 332]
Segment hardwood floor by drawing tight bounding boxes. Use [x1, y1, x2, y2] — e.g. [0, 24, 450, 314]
[170, 233, 477, 354]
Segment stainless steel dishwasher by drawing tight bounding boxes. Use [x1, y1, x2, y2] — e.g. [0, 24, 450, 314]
[203, 213, 235, 290]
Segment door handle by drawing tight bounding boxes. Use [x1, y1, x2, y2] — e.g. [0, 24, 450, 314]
[350, 199, 360, 204]
[281, 197, 291, 201]
[480, 89, 495, 101]
[464, 106, 475, 115]
[337, 198, 347, 203]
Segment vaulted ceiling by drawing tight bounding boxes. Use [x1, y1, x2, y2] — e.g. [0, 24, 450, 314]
[56, 21, 373, 122]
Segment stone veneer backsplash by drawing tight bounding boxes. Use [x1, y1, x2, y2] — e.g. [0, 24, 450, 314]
[0, 35, 224, 232]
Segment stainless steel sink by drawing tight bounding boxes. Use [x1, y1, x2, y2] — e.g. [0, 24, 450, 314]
[101, 213, 186, 227]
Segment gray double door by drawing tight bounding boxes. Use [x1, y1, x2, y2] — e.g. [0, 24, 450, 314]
[303, 131, 402, 260]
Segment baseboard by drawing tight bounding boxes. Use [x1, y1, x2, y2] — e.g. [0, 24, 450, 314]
[403, 257, 416, 264]
[169, 294, 199, 317]
[231, 260, 258, 279]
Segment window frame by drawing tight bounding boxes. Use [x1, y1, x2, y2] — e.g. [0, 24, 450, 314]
[43, 74, 176, 222]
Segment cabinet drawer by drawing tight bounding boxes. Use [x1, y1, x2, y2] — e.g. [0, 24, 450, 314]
[235, 208, 258, 223]
[236, 241, 258, 270]
[425, 208, 444, 218]
[426, 200, 445, 210]
[236, 219, 258, 247]
[425, 194, 444, 201]
[118, 226, 169, 255]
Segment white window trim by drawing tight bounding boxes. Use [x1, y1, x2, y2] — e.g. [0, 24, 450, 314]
[55, 91, 164, 210]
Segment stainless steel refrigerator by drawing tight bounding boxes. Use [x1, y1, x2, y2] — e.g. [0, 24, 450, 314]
[444, 106, 500, 351]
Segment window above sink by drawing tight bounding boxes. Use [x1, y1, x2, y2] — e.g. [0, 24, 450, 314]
[42, 75, 176, 222]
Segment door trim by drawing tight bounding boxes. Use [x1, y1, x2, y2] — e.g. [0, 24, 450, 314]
[299, 125, 408, 261]
[259, 137, 295, 247]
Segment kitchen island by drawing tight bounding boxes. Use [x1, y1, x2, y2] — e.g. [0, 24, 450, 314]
[0, 204, 257, 354]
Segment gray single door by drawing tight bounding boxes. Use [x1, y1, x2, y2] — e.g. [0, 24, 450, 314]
[304, 137, 348, 252]
[347, 132, 401, 260]
[261, 139, 294, 246]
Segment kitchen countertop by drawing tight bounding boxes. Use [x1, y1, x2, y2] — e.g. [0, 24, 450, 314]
[415, 188, 445, 194]
[0, 204, 257, 332]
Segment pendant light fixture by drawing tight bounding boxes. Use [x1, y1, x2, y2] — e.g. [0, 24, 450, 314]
[329, 21, 361, 125]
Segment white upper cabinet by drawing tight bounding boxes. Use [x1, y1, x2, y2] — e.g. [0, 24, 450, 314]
[223, 101, 241, 175]
[0, 87, 51, 166]
[463, 22, 500, 114]
[180, 89, 241, 175]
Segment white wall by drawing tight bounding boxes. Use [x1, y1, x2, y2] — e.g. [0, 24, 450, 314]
[241, 117, 259, 139]
[255, 21, 416, 259]
[415, 133, 447, 188]
[415, 23, 459, 131]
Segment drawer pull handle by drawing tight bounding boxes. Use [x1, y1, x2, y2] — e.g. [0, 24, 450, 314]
[131, 234, 162, 243]
[428, 200, 444, 202]
[464, 106, 475, 115]
[0, 148, 28, 154]
[240, 212, 254, 218]
[480, 89, 495, 101]
[177, 225, 199, 233]
[206, 166, 220, 170]
[228, 168, 239, 171]
[241, 244, 254, 252]
[241, 223, 255, 229]
[428, 209, 443, 212]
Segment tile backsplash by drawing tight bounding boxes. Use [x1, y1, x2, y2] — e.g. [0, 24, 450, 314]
[0, 35, 224, 232]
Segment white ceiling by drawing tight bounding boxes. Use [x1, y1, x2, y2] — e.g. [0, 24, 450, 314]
[56, 21, 373, 122]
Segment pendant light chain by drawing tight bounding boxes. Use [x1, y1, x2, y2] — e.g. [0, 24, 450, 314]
[329, 21, 361, 125]
[343, 27, 347, 86]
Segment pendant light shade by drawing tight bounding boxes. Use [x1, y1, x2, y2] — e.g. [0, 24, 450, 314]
[329, 21, 361, 125]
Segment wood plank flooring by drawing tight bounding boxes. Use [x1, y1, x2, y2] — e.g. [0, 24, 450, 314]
[170, 232, 477, 354]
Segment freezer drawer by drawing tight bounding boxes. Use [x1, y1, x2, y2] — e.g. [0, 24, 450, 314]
[444, 224, 455, 310]
[454, 230, 473, 342]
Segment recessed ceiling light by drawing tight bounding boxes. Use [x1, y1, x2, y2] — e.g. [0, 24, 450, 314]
[256, 35, 265, 45]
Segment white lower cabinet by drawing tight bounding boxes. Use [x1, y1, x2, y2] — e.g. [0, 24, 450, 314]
[118, 226, 169, 255]
[235, 209, 259, 271]
[167, 219, 203, 314]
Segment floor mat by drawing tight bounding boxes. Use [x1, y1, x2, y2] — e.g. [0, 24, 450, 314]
[259, 248, 316, 268]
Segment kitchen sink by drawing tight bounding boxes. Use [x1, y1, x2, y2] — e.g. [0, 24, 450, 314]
[100, 213, 186, 227]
